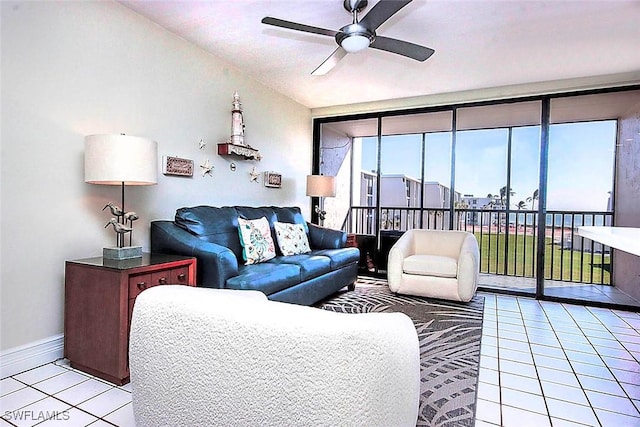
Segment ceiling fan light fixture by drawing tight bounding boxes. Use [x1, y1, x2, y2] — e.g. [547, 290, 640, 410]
[262, 0, 434, 75]
[340, 34, 371, 53]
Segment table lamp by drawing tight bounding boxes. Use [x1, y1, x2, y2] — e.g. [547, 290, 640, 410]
[85, 134, 158, 259]
[306, 175, 336, 224]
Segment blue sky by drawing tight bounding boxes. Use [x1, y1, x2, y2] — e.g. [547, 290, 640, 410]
[361, 120, 616, 211]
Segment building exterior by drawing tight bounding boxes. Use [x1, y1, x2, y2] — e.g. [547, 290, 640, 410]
[355, 172, 461, 232]
[460, 194, 506, 227]
[359, 173, 460, 208]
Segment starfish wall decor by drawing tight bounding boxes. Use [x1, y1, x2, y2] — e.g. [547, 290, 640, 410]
[249, 167, 260, 183]
[200, 159, 214, 177]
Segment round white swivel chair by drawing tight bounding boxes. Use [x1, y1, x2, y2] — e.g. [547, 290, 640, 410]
[387, 229, 480, 302]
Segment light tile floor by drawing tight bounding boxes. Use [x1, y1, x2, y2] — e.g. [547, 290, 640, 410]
[1, 360, 134, 426]
[477, 292, 640, 427]
[1, 293, 639, 426]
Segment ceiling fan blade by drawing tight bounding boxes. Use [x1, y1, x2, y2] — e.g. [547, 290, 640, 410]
[359, 0, 412, 31]
[311, 48, 348, 75]
[261, 17, 338, 38]
[370, 36, 434, 61]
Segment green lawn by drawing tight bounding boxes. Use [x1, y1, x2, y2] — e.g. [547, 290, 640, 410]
[474, 232, 611, 284]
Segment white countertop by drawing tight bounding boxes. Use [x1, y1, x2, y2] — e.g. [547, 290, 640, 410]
[576, 226, 640, 257]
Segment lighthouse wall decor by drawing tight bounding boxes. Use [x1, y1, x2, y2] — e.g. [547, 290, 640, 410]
[217, 92, 261, 161]
[231, 91, 244, 146]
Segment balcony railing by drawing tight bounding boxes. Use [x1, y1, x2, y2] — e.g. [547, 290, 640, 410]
[345, 206, 612, 285]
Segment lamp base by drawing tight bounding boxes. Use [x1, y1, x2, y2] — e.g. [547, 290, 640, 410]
[103, 246, 143, 260]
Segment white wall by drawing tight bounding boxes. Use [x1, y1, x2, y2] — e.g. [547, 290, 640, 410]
[380, 177, 407, 208]
[1, 1, 311, 353]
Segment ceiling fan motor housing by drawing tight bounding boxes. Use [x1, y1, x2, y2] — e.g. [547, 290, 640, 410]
[344, 0, 368, 13]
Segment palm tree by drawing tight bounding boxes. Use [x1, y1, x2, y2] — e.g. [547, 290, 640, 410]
[499, 186, 515, 209]
[516, 200, 527, 210]
[526, 189, 539, 210]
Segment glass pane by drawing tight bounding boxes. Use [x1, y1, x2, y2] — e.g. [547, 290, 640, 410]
[509, 126, 541, 279]
[379, 133, 423, 230]
[424, 132, 453, 207]
[456, 100, 541, 295]
[547, 121, 615, 212]
[455, 128, 509, 207]
[545, 120, 616, 285]
[455, 128, 509, 281]
[319, 118, 376, 231]
[354, 131, 379, 235]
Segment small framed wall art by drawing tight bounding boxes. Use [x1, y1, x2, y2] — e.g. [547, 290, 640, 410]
[263, 171, 282, 188]
[162, 156, 194, 177]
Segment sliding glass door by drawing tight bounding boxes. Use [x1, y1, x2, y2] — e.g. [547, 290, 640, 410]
[455, 102, 541, 294]
[314, 87, 640, 308]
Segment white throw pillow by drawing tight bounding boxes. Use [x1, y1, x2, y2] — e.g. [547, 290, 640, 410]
[237, 217, 276, 264]
[274, 222, 311, 256]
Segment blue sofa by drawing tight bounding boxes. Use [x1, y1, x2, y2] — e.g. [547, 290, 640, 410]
[150, 206, 360, 305]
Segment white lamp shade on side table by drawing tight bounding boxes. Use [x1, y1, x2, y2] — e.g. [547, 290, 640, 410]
[306, 175, 336, 197]
[84, 134, 158, 259]
[84, 134, 158, 186]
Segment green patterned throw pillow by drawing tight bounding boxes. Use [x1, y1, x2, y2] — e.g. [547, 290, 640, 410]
[274, 222, 311, 256]
[238, 217, 276, 264]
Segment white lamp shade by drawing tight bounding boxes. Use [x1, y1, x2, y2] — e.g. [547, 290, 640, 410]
[306, 175, 336, 197]
[85, 134, 158, 185]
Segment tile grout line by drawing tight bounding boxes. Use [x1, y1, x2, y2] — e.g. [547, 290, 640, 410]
[580, 305, 640, 415]
[2, 360, 131, 427]
[539, 300, 604, 426]
[491, 296, 505, 427]
[515, 296, 554, 426]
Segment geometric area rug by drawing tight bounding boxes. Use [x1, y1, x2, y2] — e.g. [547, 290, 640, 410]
[317, 277, 484, 427]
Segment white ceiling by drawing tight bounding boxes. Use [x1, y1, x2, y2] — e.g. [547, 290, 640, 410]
[119, 0, 640, 110]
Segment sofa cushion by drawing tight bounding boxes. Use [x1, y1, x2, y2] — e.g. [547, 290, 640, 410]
[311, 248, 360, 269]
[274, 222, 311, 256]
[402, 254, 457, 278]
[267, 255, 331, 281]
[226, 263, 301, 294]
[236, 206, 279, 225]
[175, 206, 244, 260]
[271, 206, 308, 229]
[238, 217, 276, 264]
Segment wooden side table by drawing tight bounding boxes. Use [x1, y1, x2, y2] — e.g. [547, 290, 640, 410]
[64, 253, 196, 385]
[346, 233, 358, 248]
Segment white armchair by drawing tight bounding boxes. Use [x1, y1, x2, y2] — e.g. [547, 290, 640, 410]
[129, 285, 421, 427]
[387, 229, 480, 302]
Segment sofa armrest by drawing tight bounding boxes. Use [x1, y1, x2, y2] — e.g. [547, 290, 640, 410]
[151, 221, 239, 288]
[387, 230, 415, 292]
[307, 222, 346, 249]
[456, 233, 480, 302]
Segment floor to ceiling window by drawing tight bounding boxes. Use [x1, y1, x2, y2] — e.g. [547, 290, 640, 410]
[455, 101, 542, 295]
[314, 87, 640, 309]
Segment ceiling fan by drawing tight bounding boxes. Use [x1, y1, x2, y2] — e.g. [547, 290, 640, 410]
[261, 0, 435, 75]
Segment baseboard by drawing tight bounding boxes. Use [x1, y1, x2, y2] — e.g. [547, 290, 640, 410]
[0, 334, 64, 378]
